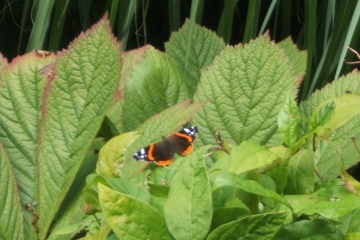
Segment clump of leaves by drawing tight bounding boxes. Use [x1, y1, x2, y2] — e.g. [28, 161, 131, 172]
[1, 16, 360, 240]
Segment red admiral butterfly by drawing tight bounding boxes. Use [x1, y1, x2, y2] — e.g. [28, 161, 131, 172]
[133, 126, 199, 166]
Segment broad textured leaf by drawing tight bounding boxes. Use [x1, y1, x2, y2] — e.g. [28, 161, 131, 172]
[277, 37, 307, 80]
[164, 146, 212, 240]
[207, 212, 287, 240]
[98, 184, 173, 240]
[213, 172, 292, 209]
[228, 141, 280, 174]
[165, 20, 225, 96]
[37, 17, 120, 239]
[274, 219, 344, 240]
[277, 92, 301, 147]
[299, 71, 360, 180]
[0, 51, 55, 238]
[122, 46, 190, 131]
[47, 138, 104, 240]
[193, 35, 301, 149]
[0, 144, 24, 240]
[284, 149, 315, 194]
[106, 46, 150, 134]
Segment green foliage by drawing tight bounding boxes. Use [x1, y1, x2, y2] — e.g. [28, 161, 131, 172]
[1, 16, 360, 240]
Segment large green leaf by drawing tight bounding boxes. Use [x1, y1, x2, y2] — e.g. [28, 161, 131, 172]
[37, 17, 120, 239]
[165, 20, 225, 96]
[207, 212, 287, 240]
[0, 144, 24, 240]
[0, 51, 55, 238]
[164, 146, 212, 240]
[122, 46, 190, 131]
[193, 35, 302, 149]
[98, 184, 173, 240]
[47, 138, 104, 240]
[299, 71, 360, 180]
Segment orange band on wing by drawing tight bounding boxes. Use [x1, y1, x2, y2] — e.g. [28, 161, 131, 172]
[155, 159, 173, 166]
[147, 144, 156, 161]
[174, 132, 194, 142]
[181, 145, 194, 155]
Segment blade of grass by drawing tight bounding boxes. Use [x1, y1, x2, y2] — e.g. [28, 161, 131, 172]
[78, 0, 93, 30]
[18, 0, 31, 54]
[217, 0, 238, 43]
[301, 0, 317, 100]
[323, 0, 335, 52]
[109, 0, 120, 29]
[168, 0, 181, 33]
[280, 0, 292, 39]
[307, 1, 356, 98]
[334, 1, 360, 79]
[243, 0, 261, 43]
[26, 0, 55, 51]
[48, 0, 70, 51]
[258, 0, 278, 36]
[117, 0, 138, 50]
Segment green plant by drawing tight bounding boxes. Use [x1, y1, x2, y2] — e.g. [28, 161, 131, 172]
[1, 15, 360, 240]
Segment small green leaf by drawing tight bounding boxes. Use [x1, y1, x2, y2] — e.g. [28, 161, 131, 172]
[97, 131, 139, 177]
[313, 101, 336, 126]
[99, 184, 173, 240]
[228, 141, 280, 174]
[316, 94, 360, 138]
[213, 172, 292, 210]
[164, 146, 212, 240]
[284, 149, 315, 194]
[274, 219, 344, 240]
[207, 212, 287, 240]
[277, 92, 301, 147]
